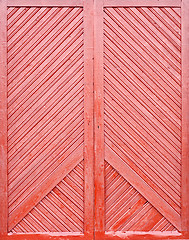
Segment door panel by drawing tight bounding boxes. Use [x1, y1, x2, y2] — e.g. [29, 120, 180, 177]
[0, 0, 94, 239]
[7, 7, 85, 231]
[104, 5, 181, 230]
[94, 0, 189, 239]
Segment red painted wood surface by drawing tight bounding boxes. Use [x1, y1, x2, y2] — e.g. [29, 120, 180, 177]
[83, 0, 94, 238]
[0, 0, 189, 240]
[104, 0, 181, 7]
[181, 0, 189, 232]
[7, 6, 85, 232]
[94, 0, 105, 239]
[0, 0, 8, 235]
[4, 1, 94, 239]
[104, 5, 181, 230]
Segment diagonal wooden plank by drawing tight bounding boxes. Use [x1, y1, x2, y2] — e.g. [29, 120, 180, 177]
[15, 162, 84, 233]
[103, 7, 182, 230]
[160, 8, 181, 28]
[103, 24, 181, 111]
[104, 162, 177, 232]
[149, 8, 180, 40]
[105, 144, 181, 230]
[104, 86, 181, 169]
[126, 7, 181, 64]
[7, 7, 85, 231]
[8, 144, 83, 231]
[105, 7, 181, 85]
[11, 159, 85, 233]
[105, 129, 181, 213]
[140, 8, 180, 50]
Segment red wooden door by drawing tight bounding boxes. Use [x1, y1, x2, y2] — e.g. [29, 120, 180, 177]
[0, 0, 189, 240]
[0, 0, 94, 239]
[94, 0, 189, 239]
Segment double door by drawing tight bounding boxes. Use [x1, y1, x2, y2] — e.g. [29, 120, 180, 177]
[0, 0, 189, 239]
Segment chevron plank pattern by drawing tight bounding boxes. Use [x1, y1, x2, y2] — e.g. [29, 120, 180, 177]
[7, 7, 84, 231]
[11, 161, 84, 233]
[105, 162, 177, 232]
[104, 7, 181, 228]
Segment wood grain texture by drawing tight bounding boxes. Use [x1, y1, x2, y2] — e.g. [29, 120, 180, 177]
[7, 6, 85, 232]
[104, 6, 182, 231]
[0, 0, 8, 234]
[181, 0, 189, 232]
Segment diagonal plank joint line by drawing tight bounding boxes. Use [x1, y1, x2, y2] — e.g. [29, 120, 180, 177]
[8, 144, 84, 231]
[105, 144, 181, 231]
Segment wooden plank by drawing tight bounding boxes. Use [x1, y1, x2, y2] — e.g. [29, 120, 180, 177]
[8, 145, 83, 231]
[1, 233, 89, 240]
[104, 0, 181, 7]
[105, 145, 181, 231]
[181, 0, 189, 232]
[104, 232, 188, 240]
[94, 0, 105, 239]
[83, 0, 94, 238]
[7, 0, 83, 7]
[0, 0, 8, 235]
